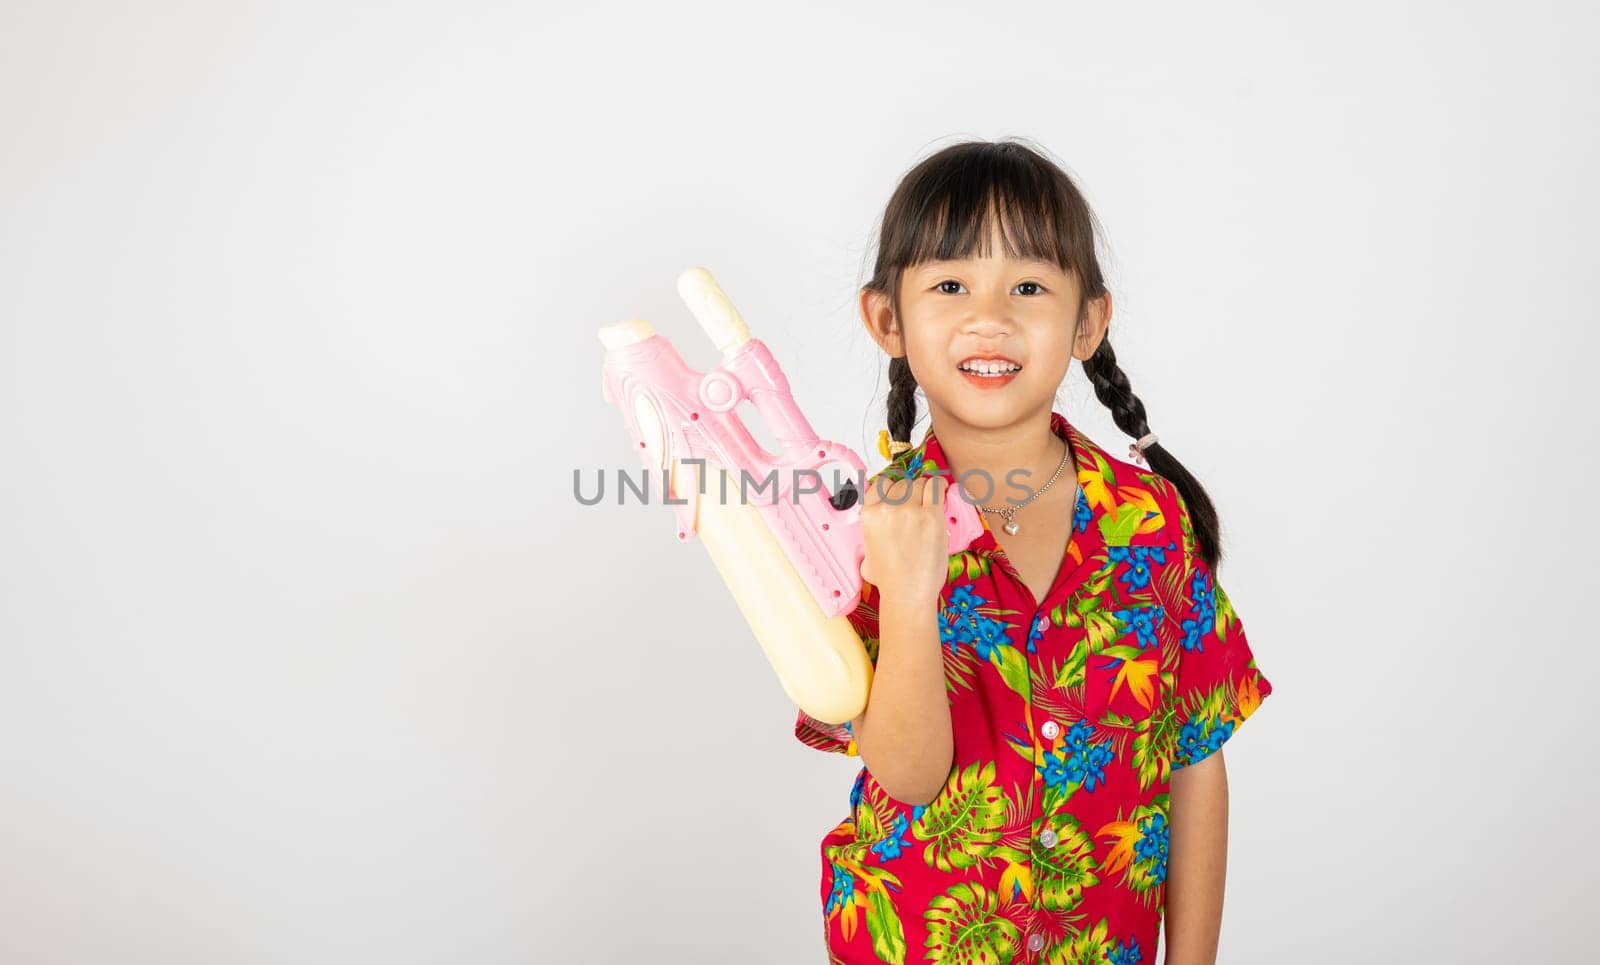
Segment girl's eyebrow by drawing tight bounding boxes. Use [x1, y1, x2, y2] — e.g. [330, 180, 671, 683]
[915, 258, 1059, 272]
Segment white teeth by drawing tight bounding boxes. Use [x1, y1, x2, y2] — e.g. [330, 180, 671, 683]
[960, 360, 1021, 375]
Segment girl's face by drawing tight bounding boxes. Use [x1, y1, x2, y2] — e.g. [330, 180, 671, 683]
[882, 230, 1106, 431]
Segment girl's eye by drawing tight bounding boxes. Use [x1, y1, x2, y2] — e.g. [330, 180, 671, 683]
[935, 281, 1047, 295]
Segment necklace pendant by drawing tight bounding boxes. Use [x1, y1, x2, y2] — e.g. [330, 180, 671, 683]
[1004, 520, 1020, 535]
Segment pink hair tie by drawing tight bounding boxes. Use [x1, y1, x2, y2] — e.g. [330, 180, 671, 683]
[1128, 432, 1159, 465]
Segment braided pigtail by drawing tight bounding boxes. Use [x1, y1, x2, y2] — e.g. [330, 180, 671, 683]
[884, 354, 919, 455]
[1082, 337, 1224, 571]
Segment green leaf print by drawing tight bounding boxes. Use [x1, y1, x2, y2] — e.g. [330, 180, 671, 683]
[825, 836, 877, 868]
[923, 882, 1021, 965]
[1054, 642, 1088, 691]
[912, 761, 1006, 872]
[1082, 601, 1126, 655]
[856, 793, 884, 843]
[1032, 814, 1100, 912]
[1097, 501, 1146, 547]
[993, 644, 1032, 698]
[1053, 916, 1114, 964]
[947, 551, 991, 583]
[1052, 562, 1116, 630]
[865, 887, 907, 965]
[1175, 679, 1233, 733]
[1040, 778, 1078, 817]
[1130, 715, 1161, 792]
[1099, 643, 1143, 663]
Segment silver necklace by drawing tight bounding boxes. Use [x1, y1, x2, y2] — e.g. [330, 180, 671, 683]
[967, 438, 1073, 535]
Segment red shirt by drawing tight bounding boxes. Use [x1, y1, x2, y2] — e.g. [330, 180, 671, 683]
[795, 410, 1273, 964]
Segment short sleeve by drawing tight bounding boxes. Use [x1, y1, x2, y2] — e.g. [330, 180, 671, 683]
[1158, 490, 1273, 771]
[792, 578, 881, 756]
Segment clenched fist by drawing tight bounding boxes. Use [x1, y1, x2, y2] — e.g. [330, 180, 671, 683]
[859, 471, 954, 606]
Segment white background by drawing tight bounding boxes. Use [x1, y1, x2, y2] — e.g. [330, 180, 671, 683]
[3, 2, 1596, 962]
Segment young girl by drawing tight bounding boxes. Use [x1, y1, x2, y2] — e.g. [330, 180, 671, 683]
[794, 139, 1274, 965]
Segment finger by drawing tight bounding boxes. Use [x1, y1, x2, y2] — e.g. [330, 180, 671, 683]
[910, 476, 931, 507]
[880, 474, 913, 506]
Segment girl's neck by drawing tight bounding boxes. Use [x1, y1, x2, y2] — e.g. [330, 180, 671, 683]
[925, 404, 1070, 506]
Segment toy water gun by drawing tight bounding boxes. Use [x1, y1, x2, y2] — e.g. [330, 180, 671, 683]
[597, 267, 984, 725]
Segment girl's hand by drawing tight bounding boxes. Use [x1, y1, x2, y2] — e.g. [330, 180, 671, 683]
[859, 472, 951, 606]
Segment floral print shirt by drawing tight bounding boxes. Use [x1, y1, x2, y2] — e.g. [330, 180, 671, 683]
[794, 410, 1273, 964]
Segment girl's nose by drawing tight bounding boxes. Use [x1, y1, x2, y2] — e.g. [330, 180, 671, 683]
[961, 310, 1014, 336]
[960, 288, 1017, 332]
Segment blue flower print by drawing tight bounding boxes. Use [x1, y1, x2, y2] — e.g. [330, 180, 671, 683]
[1042, 748, 1073, 792]
[937, 614, 962, 654]
[1180, 567, 1218, 652]
[1107, 545, 1171, 593]
[911, 804, 927, 822]
[1027, 614, 1048, 654]
[1176, 715, 1235, 765]
[1135, 812, 1170, 885]
[940, 586, 997, 656]
[1189, 568, 1216, 625]
[1049, 720, 1114, 792]
[1073, 488, 1091, 533]
[1110, 937, 1144, 965]
[939, 612, 980, 656]
[1177, 721, 1206, 763]
[946, 584, 985, 621]
[971, 615, 1013, 661]
[870, 811, 911, 861]
[1205, 718, 1235, 756]
[1065, 739, 1115, 791]
[1119, 548, 1152, 591]
[1113, 604, 1164, 650]
[825, 861, 854, 914]
[1064, 719, 1094, 752]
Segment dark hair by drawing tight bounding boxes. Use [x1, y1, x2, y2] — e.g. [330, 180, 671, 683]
[864, 137, 1227, 569]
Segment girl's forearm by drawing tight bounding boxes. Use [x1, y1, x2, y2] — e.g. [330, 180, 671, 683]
[854, 591, 954, 807]
[1163, 751, 1230, 965]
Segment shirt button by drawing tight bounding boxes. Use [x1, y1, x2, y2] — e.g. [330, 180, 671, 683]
[1035, 616, 1048, 632]
[1039, 828, 1059, 849]
[1027, 933, 1045, 952]
[1040, 720, 1060, 740]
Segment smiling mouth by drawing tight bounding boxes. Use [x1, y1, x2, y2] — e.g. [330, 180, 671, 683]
[957, 359, 1023, 378]
[958, 364, 1020, 389]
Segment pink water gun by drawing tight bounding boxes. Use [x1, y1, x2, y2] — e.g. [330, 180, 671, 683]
[597, 267, 984, 725]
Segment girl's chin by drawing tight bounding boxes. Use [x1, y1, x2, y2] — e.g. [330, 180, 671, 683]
[929, 387, 1043, 426]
